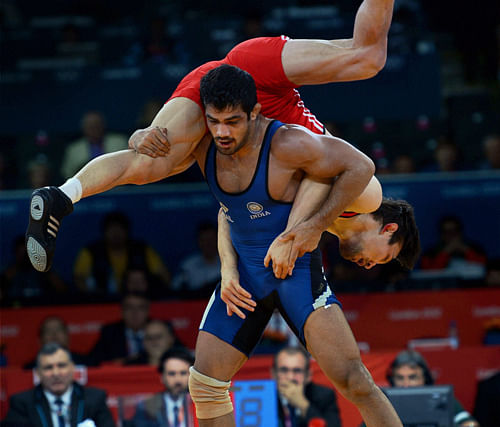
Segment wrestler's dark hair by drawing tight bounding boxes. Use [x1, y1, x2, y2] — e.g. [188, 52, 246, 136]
[272, 346, 310, 373]
[370, 198, 421, 270]
[158, 347, 195, 374]
[36, 343, 73, 368]
[386, 350, 434, 386]
[200, 64, 258, 117]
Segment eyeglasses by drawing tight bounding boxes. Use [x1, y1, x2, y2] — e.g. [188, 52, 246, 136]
[276, 367, 306, 375]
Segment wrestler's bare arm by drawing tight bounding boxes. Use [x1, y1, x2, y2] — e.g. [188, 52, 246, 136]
[217, 208, 256, 319]
[282, 0, 394, 84]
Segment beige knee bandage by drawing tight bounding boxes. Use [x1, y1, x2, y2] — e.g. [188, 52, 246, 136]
[188, 366, 233, 419]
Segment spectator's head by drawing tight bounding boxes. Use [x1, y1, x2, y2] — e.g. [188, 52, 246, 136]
[434, 139, 460, 172]
[39, 316, 70, 348]
[81, 111, 106, 143]
[36, 343, 75, 396]
[121, 292, 150, 331]
[482, 134, 500, 169]
[101, 211, 130, 249]
[158, 348, 194, 398]
[339, 199, 420, 270]
[143, 319, 176, 364]
[28, 154, 51, 189]
[196, 221, 218, 261]
[122, 268, 152, 294]
[386, 350, 433, 387]
[393, 154, 416, 174]
[438, 215, 464, 244]
[272, 346, 311, 390]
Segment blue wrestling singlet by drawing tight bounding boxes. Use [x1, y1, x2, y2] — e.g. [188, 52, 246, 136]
[201, 120, 341, 356]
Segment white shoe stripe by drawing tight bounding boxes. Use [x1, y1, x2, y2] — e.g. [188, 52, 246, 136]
[47, 228, 57, 238]
[49, 215, 60, 226]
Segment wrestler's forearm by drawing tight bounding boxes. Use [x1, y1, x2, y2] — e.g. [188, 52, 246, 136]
[353, 0, 394, 49]
[285, 175, 381, 232]
[218, 208, 238, 271]
[306, 163, 375, 232]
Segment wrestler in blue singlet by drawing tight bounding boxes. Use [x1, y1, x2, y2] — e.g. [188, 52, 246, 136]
[200, 120, 341, 356]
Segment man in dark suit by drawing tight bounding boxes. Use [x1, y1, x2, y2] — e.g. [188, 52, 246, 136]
[3, 342, 114, 427]
[130, 348, 195, 427]
[272, 346, 341, 427]
[88, 292, 150, 365]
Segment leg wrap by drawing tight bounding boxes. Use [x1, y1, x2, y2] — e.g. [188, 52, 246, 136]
[188, 366, 233, 419]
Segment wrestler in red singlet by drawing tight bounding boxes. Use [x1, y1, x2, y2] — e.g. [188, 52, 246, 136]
[169, 36, 325, 135]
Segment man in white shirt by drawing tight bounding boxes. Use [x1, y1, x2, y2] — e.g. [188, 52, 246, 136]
[131, 348, 195, 427]
[4, 343, 114, 427]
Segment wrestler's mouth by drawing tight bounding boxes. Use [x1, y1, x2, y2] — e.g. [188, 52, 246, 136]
[216, 138, 234, 147]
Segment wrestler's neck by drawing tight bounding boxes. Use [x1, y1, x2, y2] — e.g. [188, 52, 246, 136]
[329, 213, 374, 239]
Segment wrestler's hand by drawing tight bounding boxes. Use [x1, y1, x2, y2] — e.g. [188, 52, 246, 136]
[277, 223, 323, 265]
[264, 234, 295, 279]
[278, 381, 310, 414]
[128, 126, 170, 158]
[220, 268, 256, 319]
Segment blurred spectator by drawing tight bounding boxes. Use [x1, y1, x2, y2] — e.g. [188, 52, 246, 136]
[125, 319, 183, 367]
[255, 310, 299, 354]
[27, 154, 52, 189]
[130, 348, 195, 426]
[422, 138, 467, 172]
[88, 292, 150, 365]
[485, 258, 500, 287]
[420, 215, 487, 276]
[473, 371, 500, 427]
[24, 316, 88, 369]
[238, 8, 265, 41]
[0, 235, 67, 305]
[61, 111, 128, 179]
[272, 346, 341, 427]
[479, 134, 500, 170]
[386, 350, 478, 427]
[74, 211, 170, 298]
[3, 343, 115, 427]
[392, 154, 416, 174]
[172, 221, 220, 298]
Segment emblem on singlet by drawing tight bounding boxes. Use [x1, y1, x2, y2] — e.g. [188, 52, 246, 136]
[219, 202, 234, 223]
[246, 202, 271, 220]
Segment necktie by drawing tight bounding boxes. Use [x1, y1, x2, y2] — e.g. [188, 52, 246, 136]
[173, 404, 180, 427]
[55, 398, 65, 427]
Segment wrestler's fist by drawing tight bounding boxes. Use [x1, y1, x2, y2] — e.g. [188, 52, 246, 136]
[128, 126, 170, 158]
[220, 268, 256, 319]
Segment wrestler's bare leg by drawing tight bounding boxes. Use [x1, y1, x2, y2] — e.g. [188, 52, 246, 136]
[305, 305, 402, 426]
[74, 97, 206, 198]
[192, 331, 248, 427]
[282, 0, 394, 84]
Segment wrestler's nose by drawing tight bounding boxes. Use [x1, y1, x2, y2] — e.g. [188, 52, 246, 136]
[215, 124, 231, 138]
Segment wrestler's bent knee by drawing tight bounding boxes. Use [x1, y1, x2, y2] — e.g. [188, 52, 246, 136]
[188, 367, 233, 419]
[338, 360, 377, 403]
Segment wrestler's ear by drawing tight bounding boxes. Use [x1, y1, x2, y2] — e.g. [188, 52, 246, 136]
[382, 223, 398, 234]
[250, 103, 261, 120]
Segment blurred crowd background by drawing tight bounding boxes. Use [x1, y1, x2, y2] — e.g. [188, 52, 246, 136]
[1, 0, 499, 306]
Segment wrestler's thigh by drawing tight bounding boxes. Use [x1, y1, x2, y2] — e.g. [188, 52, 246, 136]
[304, 304, 362, 385]
[194, 331, 248, 382]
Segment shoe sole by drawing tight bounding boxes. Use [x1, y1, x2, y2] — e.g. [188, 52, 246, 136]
[26, 194, 48, 272]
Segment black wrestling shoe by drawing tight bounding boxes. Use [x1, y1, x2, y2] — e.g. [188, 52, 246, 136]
[25, 186, 74, 272]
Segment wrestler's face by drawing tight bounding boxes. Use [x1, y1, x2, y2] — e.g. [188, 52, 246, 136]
[162, 358, 190, 398]
[205, 104, 259, 155]
[339, 223, 401, 269]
